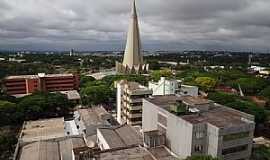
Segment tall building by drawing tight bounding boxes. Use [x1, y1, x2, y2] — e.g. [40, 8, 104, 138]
[3, 73, 79, 96]
[142, 95, 255, 160]
[116, 80, 152, 126]
[116, 0, 149, 74]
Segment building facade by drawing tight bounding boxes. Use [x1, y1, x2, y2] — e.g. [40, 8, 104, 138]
[142, 95, 255, 160]
[116, 80, 152, 126]
[116, 0, 148, 74]
[3, 73, 79, 96]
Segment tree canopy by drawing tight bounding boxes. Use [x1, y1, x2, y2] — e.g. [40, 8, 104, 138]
[194, 77, 217, 91]
[150, 69, 173, 82]
[185, 155, 220, 160]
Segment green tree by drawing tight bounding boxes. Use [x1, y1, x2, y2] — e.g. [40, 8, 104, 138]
[251, 146, 270, 160]
[185, 155, 220, 160]
[230, 78, 268, 95]
[17, 92, 73, 120]
[260, 86, 270, 100]
[80, 75, 96, 87]
[0, 100, 20, 126]
[150, 69, 173, 81]
[194, 77, 217, 91]
[80, 84, 114, 105]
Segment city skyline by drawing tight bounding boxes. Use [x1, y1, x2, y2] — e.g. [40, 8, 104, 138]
[0, 0, 270, 52]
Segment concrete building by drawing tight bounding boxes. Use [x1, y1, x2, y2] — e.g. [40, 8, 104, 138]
[179, 84, 199, 97]
[116, 0, 148, 74]
[97, 124, 142, 150]
[149, 77, 179, 96]
[142, 95, 255, 160]
[149, 77, 198, 96]
[3, 73, 80, 96]
[116, 80, 152, 126]
[14, 117, 89, 160]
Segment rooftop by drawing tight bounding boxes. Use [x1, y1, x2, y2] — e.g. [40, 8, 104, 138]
[5, 73, 74, 80]
[181, 104, 251, 128]
[59, 90, 81, 100]
[20, 117, 65, 143]
[146, 95, 254, 128]
[76, 107, 112, 137]
[96, 147, 154, 160]
[98, 124, 143, 149]
[17, 136, 87, 160]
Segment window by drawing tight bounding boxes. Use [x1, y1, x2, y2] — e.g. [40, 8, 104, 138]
[157, 113, 167, 127]
[222, 145, 248, 155]
[194, 145, 203, 152]
[223, 132, 249, 141]
[195, 132, 204, 139]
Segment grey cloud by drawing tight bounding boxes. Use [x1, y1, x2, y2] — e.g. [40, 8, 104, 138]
[0, 0, 270, 51]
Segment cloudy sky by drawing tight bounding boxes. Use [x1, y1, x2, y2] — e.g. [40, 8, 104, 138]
[0, 0, 270, 51]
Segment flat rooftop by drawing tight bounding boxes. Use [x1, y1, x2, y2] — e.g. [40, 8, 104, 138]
[96, 147, 154, 160]
[146, 95, 254, 128]
[60, 90, 81, 100]
[148, 147, 178, 160]
[5, 73, 74, 80]
[17, 136, 86, 160]
[20, 117, 65, 143]
[98, 124, 143, 149]
[146, 95, 211, 107]
[181, 104, 250, 128]
[76, 107, 112, 136]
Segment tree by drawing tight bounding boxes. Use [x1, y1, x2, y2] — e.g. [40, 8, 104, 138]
[251, 146, 270, 160]
[260, 86, 270, 100]
[150, 69, 173, 82]
[80, 75, 96, 87]
[80, 84, 114, 105]
[17, 92, 73, 120]
[230, 77, 268, 95]
[185, 155, 220, 160]
[0, 100, 20, 126]
[194, 77, 217, 91]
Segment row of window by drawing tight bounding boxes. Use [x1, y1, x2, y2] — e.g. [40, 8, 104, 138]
[223, 132, 249, 141]
[222, 145, 248, 155]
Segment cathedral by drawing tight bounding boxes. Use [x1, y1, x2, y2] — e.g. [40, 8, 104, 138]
[116, 0, 149, 74]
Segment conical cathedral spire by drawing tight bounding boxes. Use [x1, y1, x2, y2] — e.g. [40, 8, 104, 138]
[116, 0, 148, 74]
[122, 0, 143, 68]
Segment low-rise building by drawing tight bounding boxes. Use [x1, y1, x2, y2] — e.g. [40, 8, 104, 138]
[142, 95, 255, 160]
[14, 118, 88, 160]
[148, 77, 179, 96]
[3, 73, 80, 96]
[116, 80, 152, 126]
[148, 77, 198, 96]
[97, 124, 142, 150]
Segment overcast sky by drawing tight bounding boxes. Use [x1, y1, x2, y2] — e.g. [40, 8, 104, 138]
[0, 0, 270, 51]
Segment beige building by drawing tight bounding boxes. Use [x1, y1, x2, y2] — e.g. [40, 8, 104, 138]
[116, 0, 148, 74]
[116, 80, 152, 126]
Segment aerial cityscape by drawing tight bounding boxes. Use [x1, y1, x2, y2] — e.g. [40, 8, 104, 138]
[0, 0, 270, 160]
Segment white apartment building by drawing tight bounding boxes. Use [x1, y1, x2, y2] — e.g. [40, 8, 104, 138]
[142, 95, 255, 160]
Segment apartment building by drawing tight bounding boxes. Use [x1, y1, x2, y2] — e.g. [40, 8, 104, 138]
[142, 95, 255, 160]
[116, 80, 152, 126]
[3, 73, 79, 96]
